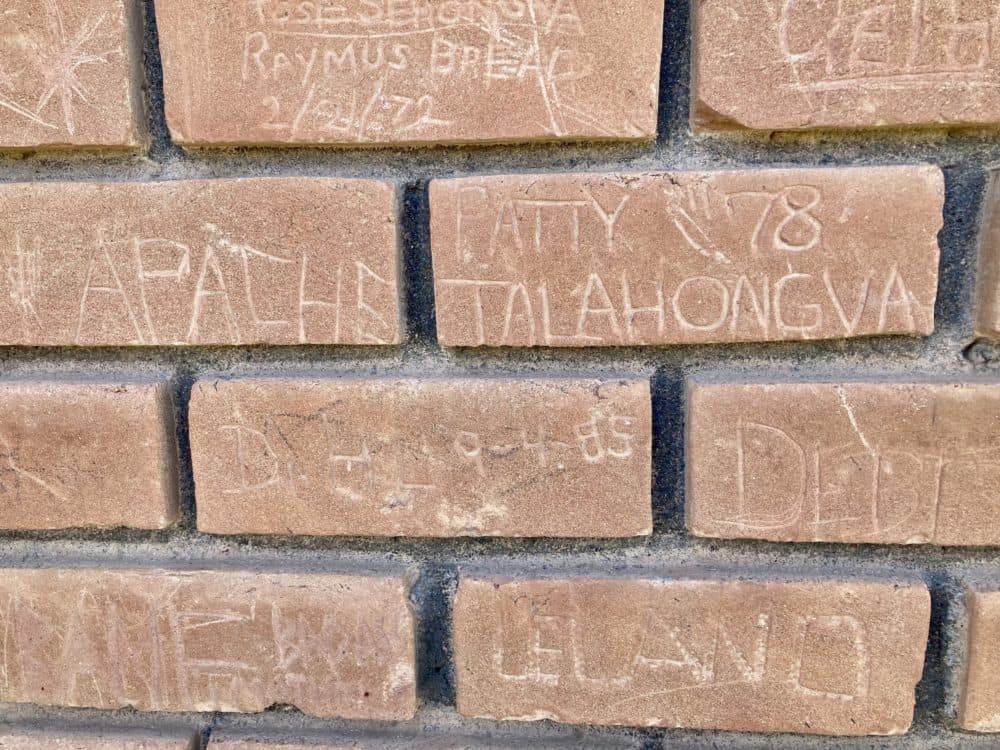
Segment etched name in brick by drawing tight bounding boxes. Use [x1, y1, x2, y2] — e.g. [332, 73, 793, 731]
[688, 382, 1000, 546]
[430, 168, 943, 347]
[0, 178, 400, 346]
[454, 575, 929, 736]
[0, 568, 416, 719]
[0, 381, 177, 531]
[695, 1, 1000, 131]
[976, 170, 1000, 337]
[958, 587, 1000, 732]
[189, 377, 651, 537]
[153, 0, 663, 147]
[0, 0, 143, 149]
[0, 734, 196, 749]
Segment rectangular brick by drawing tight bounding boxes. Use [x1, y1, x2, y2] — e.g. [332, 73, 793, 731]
[0, 733, 196, 749]
[695, 2, 1000, 131]
[958, 587, 1000, 731]
[454, 575, 930, 736]
[189, 377, 651, 537]
[687, 381, 1000, 546]
[0, 567, 416, 719]
[153, 0, 663, 147]
[976, 171, 1000, 336]
[429, 168, 942, 347]
[0, 380, 177, 530]
[0, 0, 143, 150]
[0, 178, 400, 346]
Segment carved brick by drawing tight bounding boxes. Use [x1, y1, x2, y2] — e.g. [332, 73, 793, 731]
[958, 587, 1000, 731]
[0, 0, 143, 150]
[0, 734, 195, 749]
[695, 1, 1000, 131]
[0, 568, 416, 719]
[429, 168, 943, 347]
[189, 377, 651, 537]
[454, 575, 930, 735]
[0, 381, 177, 530]
[153, 0, 663, 147]
[688, 381, 1000, 546]
[0, 178, 400, 346]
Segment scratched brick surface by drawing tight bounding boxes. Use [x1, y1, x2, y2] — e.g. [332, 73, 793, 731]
[0, 734, 195, 749]
[0, 568, 416, 719]
[454, 575, 930, 736]
[695, 1, 1000, 131]
[0, 178, 399, 346]
[0, 0, 143, 149]
[153, 0, 663, 147]
[429, 167, 943, 347]
[976, 170, 1000, 336]
[189, 377, 651, 537]
[0, 380, 177, 530]
[958, 587, 1000, 731]
[687, 381, 1000, 546]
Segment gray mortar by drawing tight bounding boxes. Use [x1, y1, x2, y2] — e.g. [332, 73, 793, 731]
[0, 0, 999, 747]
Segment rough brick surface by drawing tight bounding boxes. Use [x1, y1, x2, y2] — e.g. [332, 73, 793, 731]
[958, 588, 1000, 731]
[454, 575, 930, 736]
[976, 170, 1000, 336]
[153, 0, 663, 147]
[0, 380, 177, 530]
[687, 381, 1000, 546]
[429, 168, 943, 347]
[0, 0, 142, 150]
[695, 1, 1000, 131]
[0, 178, 400, 346]
[0, 568, 416, 719]
[0, 734, 195, 749]
[189, 377, 651, 537]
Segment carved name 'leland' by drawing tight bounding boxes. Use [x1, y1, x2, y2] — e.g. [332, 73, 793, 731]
[0, 568, 416, 719]
[696, 1, 1000, 130]
[454, 576, 930, 736]
[154, 0, 664, 147]
[430, 168, 943, 347]
[189, 377, 651, 537]
[0, 178, 400, 346]
[687, 381, 1000, 546]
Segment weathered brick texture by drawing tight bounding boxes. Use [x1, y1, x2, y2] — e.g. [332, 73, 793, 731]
[189, 377, 651, 537]
[430, 168, 943, 347]
[958, 587, 1000, 732]
[695, 1, 1000, 131]
[687, 381, 1000, 546]
[0, 380, 177, 530]
[0, 0, 143, 150]
[153, 0, 664, 147]
[976, 170, 1000, 336]
[0, 734, 196, 749]
[0, 568, 416, 719]
[0, 178, 400, 346]
[454, 575, 930, 736]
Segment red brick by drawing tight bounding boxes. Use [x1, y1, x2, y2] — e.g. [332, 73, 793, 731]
[0, 733, 195, 749]
[687, 381, 1000, 546]
[0, 178, 400, 346]
[429, 168, 942, 347]
[695, 1, 1000, 131]
[189, 377, 651, 537]
[454, 575, 930, 736]
[0, 0, 143, 150]
[153, 0, 663, 147]
[0, 568, 416, 719]
[0, 381, 176, 531]
[958, 587, 1000, 731]
[976, 171, 1000, 336]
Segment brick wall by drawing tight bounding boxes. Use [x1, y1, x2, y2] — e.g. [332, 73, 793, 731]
[1, 1, 1000, 748]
